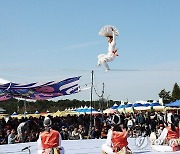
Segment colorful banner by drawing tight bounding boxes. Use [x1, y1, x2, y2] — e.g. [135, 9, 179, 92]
[0, 76, 81, 101]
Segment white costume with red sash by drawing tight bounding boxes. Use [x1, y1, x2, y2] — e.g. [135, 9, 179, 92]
[98, 30, 118, 71]
[37, 129, 64, 154]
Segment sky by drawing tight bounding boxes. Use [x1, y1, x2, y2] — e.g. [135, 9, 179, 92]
[0, 0, 180, 103]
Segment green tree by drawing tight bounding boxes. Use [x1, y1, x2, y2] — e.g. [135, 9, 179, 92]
[172, 83, 180, 101]
[159, 89, 171, 104]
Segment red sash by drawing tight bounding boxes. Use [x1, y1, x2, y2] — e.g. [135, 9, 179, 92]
[41, 129, 60, 149]
[166, 126, 179, 141]
[112, 130, 128, 150]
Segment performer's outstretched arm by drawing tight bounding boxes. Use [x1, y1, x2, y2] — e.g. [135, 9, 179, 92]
[112, 29, 116, 45]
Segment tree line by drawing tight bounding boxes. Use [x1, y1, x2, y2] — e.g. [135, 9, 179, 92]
[0, 83, 179, 115]
[159, 83, 180, 104]
[0, 98, 119, 115]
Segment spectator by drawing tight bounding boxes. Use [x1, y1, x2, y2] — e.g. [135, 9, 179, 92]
[101, 123, 108, 139]
[60, 126, 70, 140]
[0, 110, 179, 146]
[29, 130, 38, 142]
[91, 127, 101, 139]
[4, 129, 11, 144]
[78, 125, 86, 139]
[127, 117, 133, 137]
[8, 129, 18, 144]
[72, 127, 81, 140]
[17, 121, 29, 143]
[0, 129, 6, 145]
[144, 125, 151, 137]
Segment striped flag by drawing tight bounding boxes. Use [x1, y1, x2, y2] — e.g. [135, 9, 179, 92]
[0, 76, 81, 101]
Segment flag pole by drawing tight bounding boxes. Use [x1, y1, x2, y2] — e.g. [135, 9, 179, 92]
[89, 70, 94, 137]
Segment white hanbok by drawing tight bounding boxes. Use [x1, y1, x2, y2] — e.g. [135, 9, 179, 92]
[101, 129, 114, 154]
[98, 27, 118, 72]
[37, 132, 65, 154]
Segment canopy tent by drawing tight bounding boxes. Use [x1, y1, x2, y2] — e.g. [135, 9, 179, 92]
[132, 103, 144, 112]
[149, 102, 165, 111]
[133, 102, 164, 112]
[22, 110, 41, 118]
[75, 106, 101, 115]
[34, 110, 39, 114]
[117, 104, 125, 113]
[133, 103, 144, 107]
[144, 103, 150, 107]
[52, 110, 80, 117]
[0, 114, 8, 119]
[76, 106, 88, 112]
[11, 112, 18, 116]
[25, 113, 41, 118]
[150, 102, 161, 107]
[165, 100, 180, 107]
[11, 114, 24, 119]
[0, 76, 81, 101]
[125, 104, 133, 108]
[103, 108, 116, 114]
[165, 100, 180, 114]
[134, 106, 149, 111]
[118, 104, 125, 109]
[85, 107, 96, 113]
[111, 103, 119, 109]
[133, 103, 150, 112]
[124, 104, 133, 113]
[85, 110, 101, 115]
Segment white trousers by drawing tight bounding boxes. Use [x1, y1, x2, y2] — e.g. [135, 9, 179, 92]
[101, 144, 114, 154]
[38, 147, 65, 154]
[97, 53, 115, 70]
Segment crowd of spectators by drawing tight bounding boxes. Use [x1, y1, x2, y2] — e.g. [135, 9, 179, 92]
[0, 111, 179, 145]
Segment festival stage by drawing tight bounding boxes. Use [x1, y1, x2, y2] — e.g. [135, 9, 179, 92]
[0, 138, 179, 154]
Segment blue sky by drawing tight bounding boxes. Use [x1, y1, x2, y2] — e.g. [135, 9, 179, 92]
[0, 0, 180, 103]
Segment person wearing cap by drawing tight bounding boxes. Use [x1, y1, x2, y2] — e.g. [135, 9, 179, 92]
[101, 114, 132, 154]
[37, 117, 64, 154]
[60, 126, 69, 140]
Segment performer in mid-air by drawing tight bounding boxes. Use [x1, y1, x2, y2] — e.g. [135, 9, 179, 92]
[98, 25, 119, 72]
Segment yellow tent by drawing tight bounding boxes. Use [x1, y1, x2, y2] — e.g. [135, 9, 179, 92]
[52, 110, 79, 117]
[103, 108, 116, 114]
[52, 110, 64, 117]
[25, 113, 41, 118]
[0, 114, 8, 119]
[11, 114, 24, 119]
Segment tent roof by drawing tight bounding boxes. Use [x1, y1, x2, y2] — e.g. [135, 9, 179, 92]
[133, 103, 143, 107]
[113, 103, 118, 106]
[144, 103, 150, 107]
[125, 104, 133, 108]
[118, 104, 125, 109]
[150, 102, 161, 106]
[165, 100, 180, 107]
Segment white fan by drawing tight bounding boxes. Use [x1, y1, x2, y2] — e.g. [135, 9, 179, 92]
[99, 25, 119, 37]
